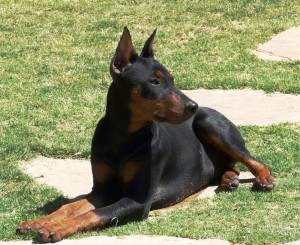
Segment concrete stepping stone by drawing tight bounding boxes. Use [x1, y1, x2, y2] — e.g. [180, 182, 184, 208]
[252, 26, 300, 61]
[184, 89, 300, 126]
[0, 236, 230, 245]
[21, 157, 92, 199]
[15, 157, 251, 245]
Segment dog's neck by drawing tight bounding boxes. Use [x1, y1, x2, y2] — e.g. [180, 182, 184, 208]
[105, 82, 151, 134]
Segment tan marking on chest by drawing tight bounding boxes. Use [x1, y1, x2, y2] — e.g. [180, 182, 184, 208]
[92, 163, 113, 184]
[119, 160, 141, 183]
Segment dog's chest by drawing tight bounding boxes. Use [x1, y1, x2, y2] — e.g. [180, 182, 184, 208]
[92, 133, 153, 186]
[92, 159, 145, 185]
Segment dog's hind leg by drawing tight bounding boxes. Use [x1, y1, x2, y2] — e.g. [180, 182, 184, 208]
[192, 107, 275, 192]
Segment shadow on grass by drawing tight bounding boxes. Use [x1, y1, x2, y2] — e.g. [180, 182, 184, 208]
[37, 194, 87, 215]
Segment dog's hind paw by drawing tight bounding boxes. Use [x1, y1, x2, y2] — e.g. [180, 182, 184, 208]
[252, 173, 275, 191]
[220, 168, 240, 191]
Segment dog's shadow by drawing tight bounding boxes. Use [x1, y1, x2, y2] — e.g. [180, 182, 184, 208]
[37, 194, 87, 215]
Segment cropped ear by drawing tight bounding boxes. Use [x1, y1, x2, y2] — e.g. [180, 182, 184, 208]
[140, 28, 157, 58]
[110, 27, 137, 74]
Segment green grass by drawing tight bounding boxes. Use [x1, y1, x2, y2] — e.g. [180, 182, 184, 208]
[0, 0, 300, 244]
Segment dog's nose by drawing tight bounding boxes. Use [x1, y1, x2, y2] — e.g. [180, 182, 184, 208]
[186, 101, 198, 113]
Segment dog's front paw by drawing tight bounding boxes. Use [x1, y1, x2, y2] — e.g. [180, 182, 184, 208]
[16, 220, 44, 235]
[252, 172, 275, 191]
[37, 222, 72, 243]
[38, 227, 63, 243]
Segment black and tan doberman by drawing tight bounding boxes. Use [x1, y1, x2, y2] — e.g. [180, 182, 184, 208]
[17, 27, 275, 242]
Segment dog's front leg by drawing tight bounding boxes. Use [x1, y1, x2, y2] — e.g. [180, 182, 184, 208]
[37, 197, 150, 243]
[17, 193, 105, 235]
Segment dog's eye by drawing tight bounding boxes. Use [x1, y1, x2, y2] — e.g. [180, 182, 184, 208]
[149, 79, 160, 85]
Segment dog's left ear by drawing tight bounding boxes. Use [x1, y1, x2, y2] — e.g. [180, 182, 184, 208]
[140, 28, 157, 58]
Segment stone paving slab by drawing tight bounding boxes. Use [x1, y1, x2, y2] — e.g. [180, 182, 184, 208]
[184, 89, 300, 126]
[284, 241, 300, 245]
[21, 157, 93, 199]
[0, 236, 230, 245]
[252, 26, 300, 61]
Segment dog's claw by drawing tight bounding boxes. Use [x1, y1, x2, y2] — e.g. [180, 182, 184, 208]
[50, 231, 59, 242]
[16, 226, 31, 235]
[227, 179, 239, 191]
[253, 176, 275, 192]
[16, 227, 22, 235]
[50, 231, 63, 243]
[37, 229, 52, 243]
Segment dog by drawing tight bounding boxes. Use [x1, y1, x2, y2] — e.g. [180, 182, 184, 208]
[17, 27, 275, 243]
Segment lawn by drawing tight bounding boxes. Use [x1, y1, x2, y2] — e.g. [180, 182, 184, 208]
[0, 0, 300, 244]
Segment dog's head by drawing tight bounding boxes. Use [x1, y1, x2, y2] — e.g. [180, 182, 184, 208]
[110, 27, 198, 126]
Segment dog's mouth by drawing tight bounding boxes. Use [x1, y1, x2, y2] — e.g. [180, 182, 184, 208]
[151, 92, 198, 124]
[153, 112, 166, 122]
[153, 111, 192, 124]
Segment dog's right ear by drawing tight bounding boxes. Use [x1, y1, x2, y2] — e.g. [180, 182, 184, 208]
[140, 28, 157, 58]
[110, 27, 137, 75]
